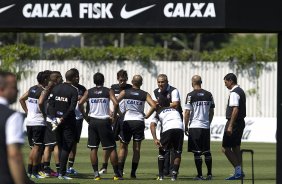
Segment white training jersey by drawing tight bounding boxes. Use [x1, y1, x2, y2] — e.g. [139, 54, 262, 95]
[123, 88, 147, 121]
[88, 87, 110, 119]
[152, 107, 183, 133]
[184, 89, 215, 129]
[74, 84, 87, 120]
[25, 85, 45, 126]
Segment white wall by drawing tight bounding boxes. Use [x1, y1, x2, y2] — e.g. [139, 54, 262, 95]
[14, 60, 277, 117]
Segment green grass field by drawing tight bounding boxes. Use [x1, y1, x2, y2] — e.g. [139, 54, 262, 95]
[23, 139, 276, 184]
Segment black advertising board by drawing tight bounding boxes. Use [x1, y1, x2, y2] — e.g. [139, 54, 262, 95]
[0, 0, 225, 31]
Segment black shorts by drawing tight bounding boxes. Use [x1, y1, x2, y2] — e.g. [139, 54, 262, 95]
[44, 120, 57, 146]
[119, 120, 145, 144]
[188, 128, 210, 153]
[56, 120, 76, 152]
[222, 119, 245, 148]
[160, 129, 184, 153]
[74, 119, 83, 143]
[88, 117, 116, 150]
[26, 126, 46, 147]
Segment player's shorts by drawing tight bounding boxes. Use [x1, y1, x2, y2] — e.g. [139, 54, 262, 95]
[26, 125, 46, 147]
[188, 128, 210, 153]
[160, 129, 184, 153]
[74, 119, 83, 143]
[44, 120, 57, 146]
[88, 117, 116, 150]
[222, 119, 245, 148]
[56, 119, 76, 152]
[119, 120, 145, 144]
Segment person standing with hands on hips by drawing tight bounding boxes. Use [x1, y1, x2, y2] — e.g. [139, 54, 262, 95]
[222, 73, 246, 180]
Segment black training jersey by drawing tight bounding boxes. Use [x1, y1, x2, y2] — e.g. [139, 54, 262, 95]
[226, 86, 246, 120]
[88, 86, 110, 119]
[123, 88, 147, 121]
[48, 83, 78, 120]
[111, 83, 132, 113]
[184, 89, 215, 129]
[26, 85, 45, 126]
[75, 84, 87, 120]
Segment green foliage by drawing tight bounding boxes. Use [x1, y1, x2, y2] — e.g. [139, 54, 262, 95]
[0, 44, 276, 78]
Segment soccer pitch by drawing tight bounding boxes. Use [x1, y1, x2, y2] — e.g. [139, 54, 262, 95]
[23, 139, 276, 184]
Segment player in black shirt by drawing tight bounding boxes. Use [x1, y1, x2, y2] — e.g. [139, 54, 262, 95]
[48, 69, 78, 180]
[66, 68, 87, 175]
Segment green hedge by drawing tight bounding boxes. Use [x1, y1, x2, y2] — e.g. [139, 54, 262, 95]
[0, 44, 277, 73]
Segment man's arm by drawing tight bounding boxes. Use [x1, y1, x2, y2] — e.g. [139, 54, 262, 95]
[78, 90, 89, 121]
[226, 107, 239, 136]
[184, 109, 190, 136]
[146, 93, 157, 112]
[209, 108, 214, 125]
[150, 122, 161, 148]
[7, 143, 32, 184]
[19, 91, 28, 113]
[170, 88, 181, 109]
[109, 89, 118, 121]
[117, 90, 125, 103]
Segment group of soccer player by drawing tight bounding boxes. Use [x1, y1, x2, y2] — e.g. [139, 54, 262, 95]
[20, 68, 246, 181]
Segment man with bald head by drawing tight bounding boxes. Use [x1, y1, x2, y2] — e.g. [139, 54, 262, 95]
[0, 71, 34, 184]
[47, 69, 78, 180]
[117, 75, 156, 178]
[153, 74, 183, 176]
[184, 75, 215, 180]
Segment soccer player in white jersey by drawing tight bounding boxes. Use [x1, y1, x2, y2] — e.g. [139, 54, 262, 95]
[117, 75, 156, 178]
[150, 95, 184, 181]
[184, 75, 215, 180]
[79, 72, 122, 180]
[19, 71, 49, 179]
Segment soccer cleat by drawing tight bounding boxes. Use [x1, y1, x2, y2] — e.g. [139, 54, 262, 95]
[67, 167, 78, 175]
[156, 176, 164, 180]
[98, 168, 107, 175]
[38, 171, 46, 177]
[58, 174, 73, 180]
[171, 171, 177, 181]
[225, 173, 243, 180]
[50, 171, 59, 177]
[194, 175, 205, 180]
[206, 174, 213, 180]
[130, 173, 137, 179]
[113, 176, 124, 180]
[94, 176, 101, 180]
[31, 174, 45, 179]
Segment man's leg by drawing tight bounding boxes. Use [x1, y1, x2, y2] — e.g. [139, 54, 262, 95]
[131, 141, 142, 178]
[90, 148, 101, 180]
[108, 148, 123, 179]
[204, 151, 213, 179]
[118, 142, 128, 176]
[99, 150, 109, 174]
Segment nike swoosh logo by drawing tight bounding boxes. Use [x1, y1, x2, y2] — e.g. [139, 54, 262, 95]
[0, 4, 15, 14]
[120, 4, 155, 19]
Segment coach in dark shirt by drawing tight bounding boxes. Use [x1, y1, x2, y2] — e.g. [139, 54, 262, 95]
[222, 73, 246, 180]
[48, 69, 78, 180]
[0, 71, 34, 184]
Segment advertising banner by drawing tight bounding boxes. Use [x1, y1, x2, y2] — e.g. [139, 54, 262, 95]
[0, 0, 225, 30]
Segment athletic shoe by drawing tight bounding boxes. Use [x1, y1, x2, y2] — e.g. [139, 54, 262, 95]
[156, 176, 164, 180]
[50, 171, 59, 177]
[206, 174, 213, 180]
[31, 174, 45, 179]
[94, 176, 101, 180]
[58, 174, 73, 180]
[38, 171, 46, 177]
[130, 173, 137, 179]
[99, 168, 107, 175]
[194, 175, 205, 180]
[94, 171, 101, 180]
[171, 171, 177, 181]
[225, 173, 244, 180]
[113, 176, 124, 180]
[67, 167, 78, 175]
